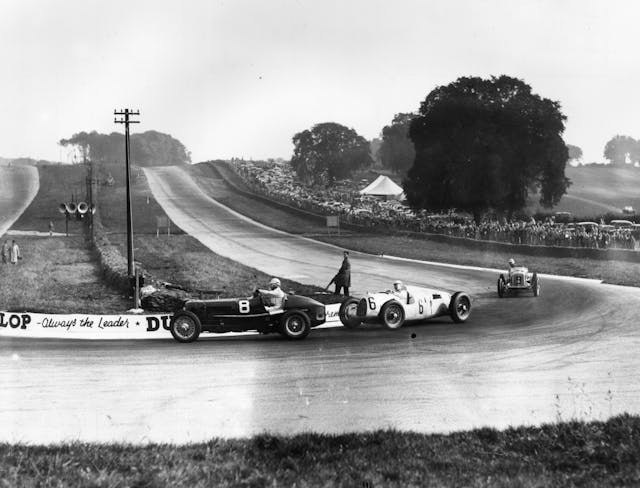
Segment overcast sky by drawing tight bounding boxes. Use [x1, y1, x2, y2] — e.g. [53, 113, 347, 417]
[1, 0, 639, 164]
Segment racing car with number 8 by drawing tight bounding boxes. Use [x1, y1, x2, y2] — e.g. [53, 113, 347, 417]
[169, 291, 326, 342]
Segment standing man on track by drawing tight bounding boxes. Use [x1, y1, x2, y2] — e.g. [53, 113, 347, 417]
[327, 250, 351, 296]
[10, 240, 21, 265]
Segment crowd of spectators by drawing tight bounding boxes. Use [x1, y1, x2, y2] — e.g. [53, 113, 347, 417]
[229, 160, 639, 251]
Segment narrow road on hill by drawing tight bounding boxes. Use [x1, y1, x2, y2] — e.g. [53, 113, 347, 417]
[1, 165, 639, 444]
[0, 165, 39, 237]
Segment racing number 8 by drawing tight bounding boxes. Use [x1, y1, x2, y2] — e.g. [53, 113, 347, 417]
[238, 300, 250, 314]
[368, 297, 376, 310]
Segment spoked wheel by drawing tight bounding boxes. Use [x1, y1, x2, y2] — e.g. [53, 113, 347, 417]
[170, 311, 202, 343]
[450, 292, 471, 323]
[280, 310, 311, 340]
[339, 298, 362, 329]
[380, 300, 405, 329]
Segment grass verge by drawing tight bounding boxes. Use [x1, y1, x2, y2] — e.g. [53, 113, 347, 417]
[191, 161, 640, 287]
[1, 415, 638, 487]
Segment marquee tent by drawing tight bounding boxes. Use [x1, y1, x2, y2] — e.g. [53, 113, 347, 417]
[359, 175, 404, 199]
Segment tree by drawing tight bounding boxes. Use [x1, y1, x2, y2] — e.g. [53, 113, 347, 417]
[378, 113, 416, 174]
[59, 130, 191, 166]
[405, 76, 570, 222]
[291, 122, 373, 185]
[603, 135, 637, 166]
[566, 144, 583, 163]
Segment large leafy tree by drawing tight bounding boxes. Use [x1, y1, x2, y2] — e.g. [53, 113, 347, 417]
[291, 122, 372, 185]
[405, 76, 570, 222]
[566, 144, 583, 163]
[59, 130, 191, 166]
[378, 113, 416, 174]
[603, 135, 638, 166]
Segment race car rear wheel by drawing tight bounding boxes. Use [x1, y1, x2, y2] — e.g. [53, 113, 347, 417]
[497, 275, 506, 298]
[450, 292, 471, 323]
[339, 298, 362, 329]
[380, 301, 405, 329]
[170, 311, 202, 343]
[531, 273, 540, 297]
[280, 310, 311, 340]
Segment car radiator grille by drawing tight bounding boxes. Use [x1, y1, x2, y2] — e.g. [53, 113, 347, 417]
[357, 298, 367, 317]
[514, 275, 524, 286]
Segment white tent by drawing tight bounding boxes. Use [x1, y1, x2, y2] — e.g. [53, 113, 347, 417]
[359, 175, 404, 199]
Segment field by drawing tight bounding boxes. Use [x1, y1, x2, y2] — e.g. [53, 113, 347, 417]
[528, 164, 640, 217]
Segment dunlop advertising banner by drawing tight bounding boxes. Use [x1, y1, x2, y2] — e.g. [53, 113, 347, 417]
[0, 304, 341, 340]
[0, 311, 172, 340]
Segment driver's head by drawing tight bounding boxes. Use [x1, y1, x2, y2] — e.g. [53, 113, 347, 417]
[269, 277, 281, 290]
[393, 280, 403, 292]
[508, 258, 515, 267]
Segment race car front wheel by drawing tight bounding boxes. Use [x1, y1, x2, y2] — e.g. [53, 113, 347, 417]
[280, 310, 311, 340]
[170, 311, 202, 343]
[380, 301, 405, 329]
[497, 275, 507, 298]
[450, 292, 471, 323]
[339, 298, 362, 329]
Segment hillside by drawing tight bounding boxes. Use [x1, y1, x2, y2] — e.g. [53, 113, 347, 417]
[529, 165, 640, 217]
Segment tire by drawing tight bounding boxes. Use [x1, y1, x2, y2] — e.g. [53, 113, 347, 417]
[497, 275, 506, 298]
[170, 311, 202, 343]
[449, 292, 471, 323]
[280, 310, 311, 340]
[380, 300, 405, 329]
[339, 298, 362, 329]
[531, 273, 540, 297]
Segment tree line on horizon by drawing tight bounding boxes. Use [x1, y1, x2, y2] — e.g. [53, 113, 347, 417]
[58, 130, 191, 167]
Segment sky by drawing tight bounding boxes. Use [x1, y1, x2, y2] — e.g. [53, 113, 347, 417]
[1, 0, 639, 164]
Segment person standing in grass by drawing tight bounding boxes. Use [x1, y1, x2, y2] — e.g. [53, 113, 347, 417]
[1, 240, 9, 264]
[10, 240, 21, 264]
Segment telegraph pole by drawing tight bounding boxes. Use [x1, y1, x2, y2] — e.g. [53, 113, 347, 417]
[114, 109, 140, 277]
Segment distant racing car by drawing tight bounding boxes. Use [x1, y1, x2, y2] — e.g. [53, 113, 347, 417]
[338, 284, 471, 330]
[169, 292, 326, 342]
[497, 267, 540, 297]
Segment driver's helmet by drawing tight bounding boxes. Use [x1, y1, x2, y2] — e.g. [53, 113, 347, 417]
[393, 280, 404, 292]
[508, 258, 516, 267]
[269, 277, 281, 289]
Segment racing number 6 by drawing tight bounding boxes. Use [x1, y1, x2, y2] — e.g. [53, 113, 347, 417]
[238, 300, 250, 314]
[368, 297, 376, 310]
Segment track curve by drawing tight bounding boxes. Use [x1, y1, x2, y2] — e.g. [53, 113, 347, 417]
[1, 166, 639, 444]
[0, 165, 39, 237]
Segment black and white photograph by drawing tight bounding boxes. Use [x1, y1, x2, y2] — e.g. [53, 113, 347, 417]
[1, 0, 639, 486]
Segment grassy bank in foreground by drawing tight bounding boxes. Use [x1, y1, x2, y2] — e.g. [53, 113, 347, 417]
[1, 415, 638, 487]
[193, 162, 640, 287]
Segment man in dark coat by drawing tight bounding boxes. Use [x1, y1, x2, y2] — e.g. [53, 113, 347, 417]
[328, 250, 351, 295]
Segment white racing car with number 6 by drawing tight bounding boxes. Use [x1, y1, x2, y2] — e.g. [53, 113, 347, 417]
[339, 284, 472, 330]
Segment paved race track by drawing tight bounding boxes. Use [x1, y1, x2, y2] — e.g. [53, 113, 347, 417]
[0, 165, 39, 237]
[1, 166, 639, 444]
